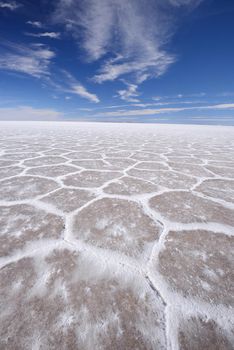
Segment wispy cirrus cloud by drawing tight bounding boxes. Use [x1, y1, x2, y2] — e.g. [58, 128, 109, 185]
[25, 32, 61, 39]
[0, 1, 21, 10]
[0, 41, 99, 103]
[117, 82, 140, 102]
[70, 84, 100, 103]
[0, 42, 55, 78]
[93, 103, 234, 117]
[26, 21, 43, 28]
[51, 70, 100, 103]
[54, 0, 203, 84]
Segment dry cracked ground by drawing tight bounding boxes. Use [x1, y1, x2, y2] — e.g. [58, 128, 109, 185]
[0, 121, 234, 350]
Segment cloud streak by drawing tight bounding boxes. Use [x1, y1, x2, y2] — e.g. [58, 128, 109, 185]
[0, 42, 55, 78]
[26, 21, 43, 28]
[54, 0, 203, 84]
[93, 103, 234, 117]
[51, 70, 100, 103]
[0, 1, 20, 10]
[25, 32, 61, 39]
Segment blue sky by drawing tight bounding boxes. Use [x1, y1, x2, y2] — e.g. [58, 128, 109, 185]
[0, 0, 234, 124]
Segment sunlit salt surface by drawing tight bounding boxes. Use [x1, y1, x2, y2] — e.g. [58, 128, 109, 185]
[0, 121, 233, 349]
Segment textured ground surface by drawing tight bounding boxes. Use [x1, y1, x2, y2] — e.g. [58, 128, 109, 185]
[0, 121, 233, 350]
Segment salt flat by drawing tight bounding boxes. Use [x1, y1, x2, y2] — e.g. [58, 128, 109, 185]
[0, 121, 233, 350]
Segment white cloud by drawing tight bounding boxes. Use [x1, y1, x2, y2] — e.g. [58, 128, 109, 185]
[0, 106, 62, 120]
[117, 82, 140, 102]
[0, 42, 55, 78]
[0, 1, 20, 10]
[93, 103, 234, 117]
[168, 0, 202, 7]
[54, 0, 203, 84]
[71, 84, 100, 103]
[27, 21, 43, 28]
[25, 32, 61, 39]
[203, 103, 234, 110]
[52, 70, 100, 103]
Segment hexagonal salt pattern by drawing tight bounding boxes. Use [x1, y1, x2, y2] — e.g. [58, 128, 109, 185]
[149, 191, 234, 226]
[0, 249, 166, 350]
[0, 176, 59, 201]
[0, 121, 234, 349]
[158, 230, 234, 305]
[0, 204, 64, 257]
[73, 198, 161, 259]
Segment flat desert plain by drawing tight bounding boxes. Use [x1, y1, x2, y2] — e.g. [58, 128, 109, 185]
[0, 121, 233, 350]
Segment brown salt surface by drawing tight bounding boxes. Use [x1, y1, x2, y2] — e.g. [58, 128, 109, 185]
[1, 152, 39, 161]
[65, 151, 101, 159]
[165, 156, 203, 164]
[196, 179, 234, 204]
[71, 159, 109, 170]
[104, 150, 133, 158]
[178, 316, 233, 350]
[27, 164, 79, 178]
[0, 166, 23, 179]
[131, 152, 163, 161]
[149, 191, 234, 225]
[205, 165, 234, 178]
[104, 176, 158, 195]
[0, 176, 58, 201]
[168, 162, 214, 178]
[135, 162, 169, 171]
[41, 188, 95, 212]
[24, 156, 66, 167]
[158, 230, 234, 305]
[0, 249, 166, 349]
[0, 204, 63, 257]
[73, 198, 161, 258]
[0, 160, 18, 167]
[63, 170, 122, 188]
[128, 168, 196, 189]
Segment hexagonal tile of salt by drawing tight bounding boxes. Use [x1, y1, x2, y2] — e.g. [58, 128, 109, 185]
[71, 159, 109, 170]
[44, 148, 69, 156]
[104, 158, 136, 170]
[0, 166, 23, 179]
[73, 198, 161, 259]
[0, 205, 64, 257]
[0, 160, 18, 167]
[65, 151, 101, 160]
[149, 191, 234, 226]
[0, 250, 166, 349]
[158, 230, 234, 305]
[131, 152, 162, 161]
[135, 162, 169, 171]
[196, 179, 234, 204]
[205, 165, 234, 178]
[23, 156, 66, 167]
[178, 316, 233, 350]
[127, 169, 196, 190]
[104, 150, 133, 158]
[166, 156, 203, 165]
[208, 161, 234, 168]
[168, 162, 214, 178]
[27, 165, 78, 178]
[2, 152, 39, 161]
[63, 170, 122, 188]
[104, 176, 158, 196]
[41, 188, 95, 213]
[0, 176, 58, 201]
